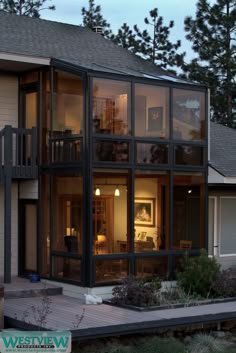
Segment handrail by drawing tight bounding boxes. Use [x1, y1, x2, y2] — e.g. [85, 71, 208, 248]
[0, 125, 38, 181]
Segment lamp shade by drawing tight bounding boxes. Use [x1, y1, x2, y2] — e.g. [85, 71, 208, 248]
[95, 187, 101, 196]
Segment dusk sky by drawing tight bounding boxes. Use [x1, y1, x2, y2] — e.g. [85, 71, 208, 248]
[42, 0, 203, 59]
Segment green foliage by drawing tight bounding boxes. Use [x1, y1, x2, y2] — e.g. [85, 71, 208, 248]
[81, 0, 112, 38]
[133, 336, 185, 353]
[111, 7, 185, 71]
[112, 276, 161, 307]
[211, 268, 236, 298]
[177, 249, 221, 298]
[182, 0, 236, 126]
[188, 333, 228, 353]
[0, 0, 55, 17]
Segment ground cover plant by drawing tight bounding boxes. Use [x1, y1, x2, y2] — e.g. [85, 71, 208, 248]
[111, 250, 236, 308]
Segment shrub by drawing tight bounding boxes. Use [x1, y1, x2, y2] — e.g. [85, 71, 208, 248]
[134, 336, 185, 353]
[112, 276, 161, 307]
[188, 333, 228, 353]
[211, 268, 236, 298]
[177, 249, 220, 298]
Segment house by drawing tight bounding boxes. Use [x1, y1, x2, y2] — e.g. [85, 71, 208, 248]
[0, 12, 208, 293]
[209, 122, 236, 269]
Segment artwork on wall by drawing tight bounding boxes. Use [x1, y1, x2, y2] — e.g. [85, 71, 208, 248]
[134, 198, 155, 227]
[147, 106, 163, 132]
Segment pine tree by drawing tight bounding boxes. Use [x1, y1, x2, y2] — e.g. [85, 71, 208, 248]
[183, 0, 236, 126]
[0, 0, 55, 17]
[112, 8, 185, 71]
[81, 0, 112, 38]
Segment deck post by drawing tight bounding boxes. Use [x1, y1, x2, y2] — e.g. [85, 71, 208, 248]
[4, 125, 12, 283]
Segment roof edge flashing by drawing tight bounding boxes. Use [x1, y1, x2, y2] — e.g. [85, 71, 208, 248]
[0, 52, 50, 66]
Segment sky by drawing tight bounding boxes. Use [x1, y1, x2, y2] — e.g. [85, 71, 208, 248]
[41, 0, 199, 59]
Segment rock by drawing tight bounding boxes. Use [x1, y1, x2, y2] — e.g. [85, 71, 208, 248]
[184, 335, 192, 344]
[212, 331, 226, 338]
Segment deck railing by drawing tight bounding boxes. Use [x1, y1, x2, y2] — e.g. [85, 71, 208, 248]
[0, 125, 38, 182]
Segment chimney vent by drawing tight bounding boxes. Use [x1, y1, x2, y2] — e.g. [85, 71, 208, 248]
[92, 26, 104, 35]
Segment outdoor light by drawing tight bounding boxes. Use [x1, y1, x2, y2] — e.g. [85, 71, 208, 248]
[95, 186, 101, 196]
[114, 186, 120, 197]
[187, 189, 192, 194]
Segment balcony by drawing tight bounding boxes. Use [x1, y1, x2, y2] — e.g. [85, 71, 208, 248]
[0, 125, 38, 182]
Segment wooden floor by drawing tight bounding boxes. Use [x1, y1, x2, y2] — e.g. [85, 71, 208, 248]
[4, 294, 236, 341]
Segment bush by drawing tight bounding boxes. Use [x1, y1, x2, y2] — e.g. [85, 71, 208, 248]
[188, 333, 228, 353]
[112, 276, 161, 307]
[211, 268, 236, 298]
[134, 336, 185, 353]
[177, 249, 220, 298]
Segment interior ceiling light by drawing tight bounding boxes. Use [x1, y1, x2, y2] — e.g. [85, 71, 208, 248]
[95, 187, 101, 196]
[114, 186, 120, 197]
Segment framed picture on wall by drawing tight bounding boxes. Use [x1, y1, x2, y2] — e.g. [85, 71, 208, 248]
[134, 198, 155, 227]
[147, 106, 163, 132]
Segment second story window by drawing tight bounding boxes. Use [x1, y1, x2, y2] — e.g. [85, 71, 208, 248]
[92, 78, 131, 136]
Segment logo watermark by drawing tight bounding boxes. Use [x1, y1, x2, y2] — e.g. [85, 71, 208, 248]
[0, 331, 71, 353]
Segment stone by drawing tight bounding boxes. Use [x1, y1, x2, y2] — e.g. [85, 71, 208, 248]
[184, 335, 192, 344]
[212, 331, 226, 338]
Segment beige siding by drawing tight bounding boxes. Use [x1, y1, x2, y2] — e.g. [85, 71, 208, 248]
[0, 74, 18, 128]
[20, 180, 38, 199]
[208, 190, 236, 270]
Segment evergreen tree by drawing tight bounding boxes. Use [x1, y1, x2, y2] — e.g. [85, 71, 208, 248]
[112, 8, 185, 71]
[110, 23, 136, 50]
[183, 0, 236, 126]
[81, 0, 112, 38]
[0, 0, 55, 17]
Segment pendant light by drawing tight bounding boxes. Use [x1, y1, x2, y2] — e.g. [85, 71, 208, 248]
[114, 186, 120, 197]
[95, 186, 101, 196]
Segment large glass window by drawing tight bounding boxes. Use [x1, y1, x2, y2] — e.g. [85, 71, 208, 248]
[135, 84, 170, 138]
[173, 173, 205, 249]
[95, 259, 128, 283]
[134, 172, 169, 252]
[53, 71, 84, 135]
[93, 78, 131, 135]
[52, 175, 83, 254]
[93, 172, 129, 254]
[173, 89, 205, 141]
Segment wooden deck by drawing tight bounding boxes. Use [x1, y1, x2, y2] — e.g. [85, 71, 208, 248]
[4, 294, 236, 341]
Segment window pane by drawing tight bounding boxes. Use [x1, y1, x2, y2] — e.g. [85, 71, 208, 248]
[134, 173, 169, 252]
[52, 175, 83, 254]
[173, 173, 205, 250]
[135, 84, 169, 138]
[93, 173, 129, 254]
[173, 89, 205, 141]
[52, 257, 81, 282]
[93, 78, 131, 136]
[95, 140, 129, 162]
[220, 198, 236, 254]
[53, 71, 83, 135]
[175, 145, 204, 166]
[136, 257, 168, 279]
[137, 143, 168, 164]
[95, 259, 128, 283]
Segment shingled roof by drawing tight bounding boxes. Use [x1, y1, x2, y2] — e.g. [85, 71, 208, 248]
[210, 122, 236, 177]
[0, 11, 193, 83]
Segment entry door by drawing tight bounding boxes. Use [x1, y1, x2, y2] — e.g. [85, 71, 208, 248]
[19, 201, 38, 275]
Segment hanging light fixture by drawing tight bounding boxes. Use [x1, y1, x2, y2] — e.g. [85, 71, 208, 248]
[114, 186, 120, 197]
[95, 186, 101, 196]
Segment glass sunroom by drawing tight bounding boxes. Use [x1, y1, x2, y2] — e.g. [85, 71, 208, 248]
[38, 67, 208, 287]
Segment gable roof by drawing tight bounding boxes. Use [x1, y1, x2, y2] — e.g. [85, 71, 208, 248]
[210, 122, 236, 177]
[0, 11, 194, 83]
